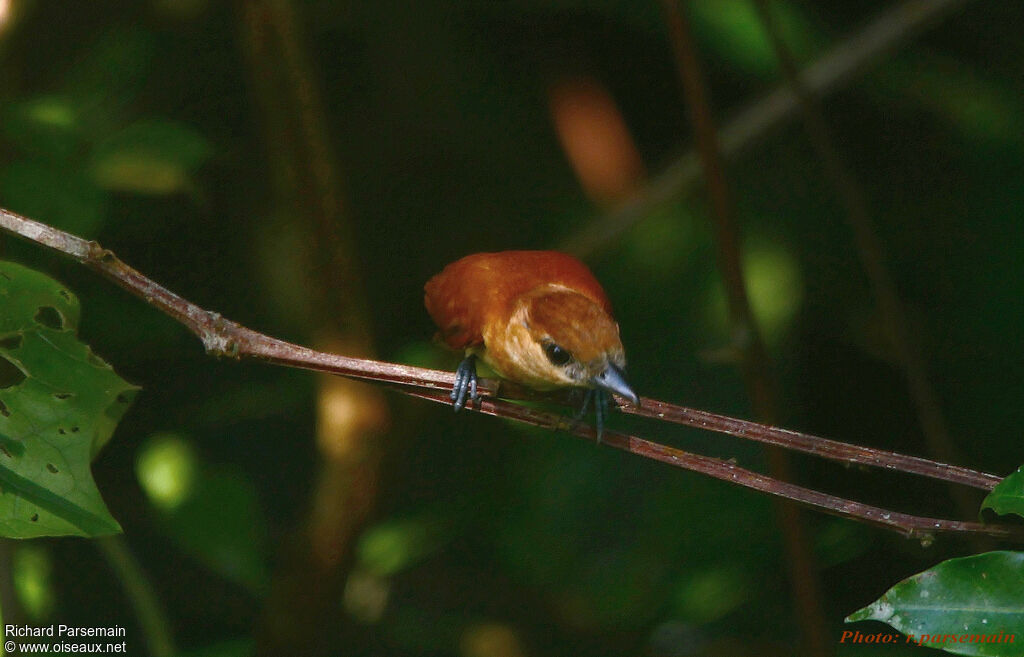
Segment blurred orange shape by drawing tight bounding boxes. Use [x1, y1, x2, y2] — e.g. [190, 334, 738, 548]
[549, 77, 646, 205]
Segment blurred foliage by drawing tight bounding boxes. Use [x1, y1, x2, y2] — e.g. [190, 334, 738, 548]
[704, 237, 803, 346]
[12, 543, 55, 620]
[0, 0, 1022, 655]
[136, 432, 268, 593]
[137, 432, 198, 512]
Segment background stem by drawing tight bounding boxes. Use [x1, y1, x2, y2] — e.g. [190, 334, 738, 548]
[95, 536, 175, 657]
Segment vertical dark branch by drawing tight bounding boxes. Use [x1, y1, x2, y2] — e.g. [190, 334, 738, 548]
[658, 2, 830, 655]
[751, 0, 978, 521]
[659, 1, 751, 341]
[258, 0, 373, 340]
[238, 2, 389, 655]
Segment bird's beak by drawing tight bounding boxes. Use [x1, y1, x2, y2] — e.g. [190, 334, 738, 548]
[593, 363, 640, 406]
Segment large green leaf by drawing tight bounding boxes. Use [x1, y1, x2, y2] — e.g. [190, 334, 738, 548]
[981, 466, 1024, 520]
[847, 551, 1024, 656]
[0, 261, 137, 537]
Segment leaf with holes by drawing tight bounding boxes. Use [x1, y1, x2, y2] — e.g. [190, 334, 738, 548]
[0, 261, 137, 537]
[847, 551, 1024, 656]
[981, 466, 1024, 521]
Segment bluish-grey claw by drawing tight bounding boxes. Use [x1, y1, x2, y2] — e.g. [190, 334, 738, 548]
[572, 388, 608, 443]
[452, 355, 480, 412]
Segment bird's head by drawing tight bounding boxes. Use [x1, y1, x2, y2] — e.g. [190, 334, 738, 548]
[503, 286, 639, 404]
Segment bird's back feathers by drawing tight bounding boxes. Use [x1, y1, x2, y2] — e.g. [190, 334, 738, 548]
[424, 251, 611, 350]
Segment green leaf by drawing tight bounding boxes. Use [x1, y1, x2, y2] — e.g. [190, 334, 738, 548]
[90, 119, 212, 195]
[0, 261, 137, 538]
[981, 466, 1024, 520]
[847, 551, 1024, 656]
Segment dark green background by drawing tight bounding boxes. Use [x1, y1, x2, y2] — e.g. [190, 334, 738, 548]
[1, 1, 1021, 655]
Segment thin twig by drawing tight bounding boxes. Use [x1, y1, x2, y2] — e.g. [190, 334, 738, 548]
[396, 376, 1001, 492]
[400, 387, 1022, 542]
[0, 206, 1017, 541]
[563, 0, 975, 258]
[623, 398, 999, 490]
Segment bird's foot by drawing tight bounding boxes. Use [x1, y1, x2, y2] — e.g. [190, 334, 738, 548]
[571, 388, 609, 443]
[451, 355, 480, 412]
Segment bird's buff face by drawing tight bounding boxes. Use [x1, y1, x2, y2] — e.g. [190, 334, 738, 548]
[481, 286, 638, 403]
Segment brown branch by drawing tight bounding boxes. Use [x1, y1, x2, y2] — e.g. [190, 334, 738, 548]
[563, 0, 976, 258]
[623, 398, 1000, 491]
[399, 387, 1020, 542]
[0, 206, 1017, 542]
[238, 2, 388, 654]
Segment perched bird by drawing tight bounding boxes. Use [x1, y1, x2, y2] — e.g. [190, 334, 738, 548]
[424, 250, 638, 438]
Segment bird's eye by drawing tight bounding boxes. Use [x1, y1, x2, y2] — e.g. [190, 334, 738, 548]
[543, 342, 572, 366]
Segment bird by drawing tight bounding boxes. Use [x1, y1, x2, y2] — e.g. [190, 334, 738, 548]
[424, 250, 638, 439]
